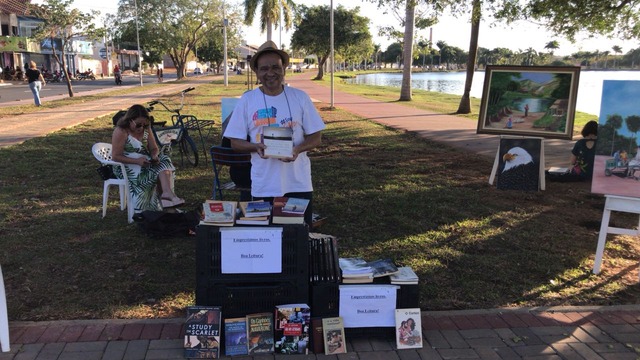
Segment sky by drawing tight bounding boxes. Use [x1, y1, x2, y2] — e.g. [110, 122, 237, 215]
[67, 0, 637, 57]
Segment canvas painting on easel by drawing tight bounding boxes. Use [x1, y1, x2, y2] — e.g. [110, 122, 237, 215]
[496, 138, 542, 191]
[591, 80, 640, 198]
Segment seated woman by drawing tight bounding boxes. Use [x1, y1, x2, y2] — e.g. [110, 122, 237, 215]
[111, 104, 184, 211]
[548, 120, 598, 182]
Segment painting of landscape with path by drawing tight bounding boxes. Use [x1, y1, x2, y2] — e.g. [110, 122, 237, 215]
[477, 65, 580, 140]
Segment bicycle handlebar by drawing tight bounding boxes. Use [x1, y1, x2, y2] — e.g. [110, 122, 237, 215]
[148, 87, 195, 115]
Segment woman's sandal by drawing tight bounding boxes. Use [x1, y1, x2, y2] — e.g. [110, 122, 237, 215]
[161, 196, 185, 208]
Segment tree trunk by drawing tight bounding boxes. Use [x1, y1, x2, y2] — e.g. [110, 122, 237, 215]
[266, 19, 273, 42]
[399, 0, 415, 101]
[51, 41, 74, 97]
[457, 0, 481, 114]
[314, 54, 328, 80]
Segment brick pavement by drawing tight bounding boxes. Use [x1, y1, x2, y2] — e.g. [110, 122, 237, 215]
[1, 306, 639, 359]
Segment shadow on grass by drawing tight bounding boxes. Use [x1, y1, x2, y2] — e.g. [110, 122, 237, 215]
[1, 89, 639, 321]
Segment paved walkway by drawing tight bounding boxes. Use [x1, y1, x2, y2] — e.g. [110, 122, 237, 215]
[2, 73, 638, 359]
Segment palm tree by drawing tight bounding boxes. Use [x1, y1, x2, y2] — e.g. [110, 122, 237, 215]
[612, 45, 623, 68]
[607, 114, 623, 155]
[244, 0, 296, 42]
[456, 0, 480, 114]
[544, 40, 559, 56]
[399, 0, 416, 101]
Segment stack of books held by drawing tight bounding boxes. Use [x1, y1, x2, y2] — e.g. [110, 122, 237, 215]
[390, 266, 419, 285]
[338, 258, 401, 284]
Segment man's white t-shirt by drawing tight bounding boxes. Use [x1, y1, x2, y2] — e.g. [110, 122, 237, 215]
[223, 86, 326, 197]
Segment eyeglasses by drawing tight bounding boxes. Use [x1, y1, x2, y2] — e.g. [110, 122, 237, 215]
[258, 65, 284, 73]
[135, 122, 150, 129]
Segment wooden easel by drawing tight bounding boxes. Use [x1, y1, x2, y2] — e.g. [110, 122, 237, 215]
[593, 195, 640, 280]
[488, 136, 546, 190]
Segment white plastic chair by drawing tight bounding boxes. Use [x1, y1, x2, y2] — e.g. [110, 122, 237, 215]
[92, 143, 134, 223]
[0, 265, 9, 352]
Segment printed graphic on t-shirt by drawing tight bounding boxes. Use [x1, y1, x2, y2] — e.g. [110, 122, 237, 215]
[252, 105, 294, 143]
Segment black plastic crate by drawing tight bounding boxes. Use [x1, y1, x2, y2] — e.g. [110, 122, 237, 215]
[196, 224, 309, 287]
[196, 281, 309, 318]
[397, 284, 420, 309]
[310, 283, 340, 317]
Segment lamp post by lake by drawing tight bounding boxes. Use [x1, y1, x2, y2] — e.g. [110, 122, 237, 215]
[330, 0, 334, 109]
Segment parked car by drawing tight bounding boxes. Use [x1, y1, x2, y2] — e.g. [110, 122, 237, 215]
[193, 67, 202, 75]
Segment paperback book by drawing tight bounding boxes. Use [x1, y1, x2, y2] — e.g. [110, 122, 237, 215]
[390, 266, 419, 285]
[282, 197, 310, 215]
[366, 258, 399, 278]
[262, 126, 293, 159]
[322, 317, 346, 355]
[224, 317, 248, 356]
[239, 200, 271, 217]
[201, 200, 237, 226]
[246, 312, 275, 354]
[183, 306, 222, 359]
[274, 303, 311, 354]
[395, 308, 423, 349]
[338, 258, 373, 278]
[272, 196, 305, 224]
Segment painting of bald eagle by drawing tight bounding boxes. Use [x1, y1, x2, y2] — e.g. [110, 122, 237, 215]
[497, 138, 542, 191]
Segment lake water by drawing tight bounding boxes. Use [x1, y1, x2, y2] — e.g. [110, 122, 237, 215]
[343, 71, 640, 116]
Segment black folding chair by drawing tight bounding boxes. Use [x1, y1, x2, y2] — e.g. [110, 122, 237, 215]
[210, 146, 252, 200]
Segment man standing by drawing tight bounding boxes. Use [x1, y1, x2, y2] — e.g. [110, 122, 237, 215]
[223, 41, 325, 226]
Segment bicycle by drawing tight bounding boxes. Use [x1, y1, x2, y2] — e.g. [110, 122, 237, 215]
[148, 87, 200, 167]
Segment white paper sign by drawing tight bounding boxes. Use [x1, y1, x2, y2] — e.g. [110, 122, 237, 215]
[220, 227, 283, 274]
[339, 285, 398, 328]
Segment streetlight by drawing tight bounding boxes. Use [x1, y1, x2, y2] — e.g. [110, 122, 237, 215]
[330, 0, 334, 109]
[223, 17, 228, 87]
[133, 0, 143, 86]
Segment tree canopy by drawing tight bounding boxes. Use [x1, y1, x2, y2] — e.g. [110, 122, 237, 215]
[496, 0, 640, 41]
[116, 0, 226, 79]
[29, 0, 104, 97]
[290, 5, 372, 80]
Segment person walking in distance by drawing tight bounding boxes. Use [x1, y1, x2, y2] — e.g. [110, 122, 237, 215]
[25, 61, 45, 106]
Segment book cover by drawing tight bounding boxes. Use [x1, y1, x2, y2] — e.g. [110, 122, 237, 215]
[272, 197, 305, 224]
[262, 126, 293, 159]
[367, 258, 399, 278]
[310, 317, 324, 354]
[183, 306, 222, 359]
[338, 258, 373, 278]
[224, 317, 248, 356]
[322, 317, 346, 355]
[274, 304, 311, 354]
[202, 200, 237, 225]
[246, 312, 275, 354]
[240, 200, 271, 217]
[390, 266, 419, 284]
[282, 197, 310, 215]
[395, 308, 423, 349]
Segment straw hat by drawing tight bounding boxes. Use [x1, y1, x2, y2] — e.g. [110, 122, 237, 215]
[250, 40, 290, 72]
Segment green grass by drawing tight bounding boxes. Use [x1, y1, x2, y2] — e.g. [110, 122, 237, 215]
[1, 76, 638, 321]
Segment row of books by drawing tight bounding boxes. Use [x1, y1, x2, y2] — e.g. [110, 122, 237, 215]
[338, 258, 419, 284]
[183, 304, 348, 357]
[184, 304, 423, 358]
[200, 197, 310, 226]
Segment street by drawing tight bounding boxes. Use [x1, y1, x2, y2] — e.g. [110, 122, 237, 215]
[0, 72, 198, 105]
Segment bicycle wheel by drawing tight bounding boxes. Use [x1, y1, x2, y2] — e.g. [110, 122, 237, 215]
[180, 134, 199, 167]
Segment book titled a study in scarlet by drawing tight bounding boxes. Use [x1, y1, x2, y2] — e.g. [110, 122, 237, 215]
[262, 126, 293, 159]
